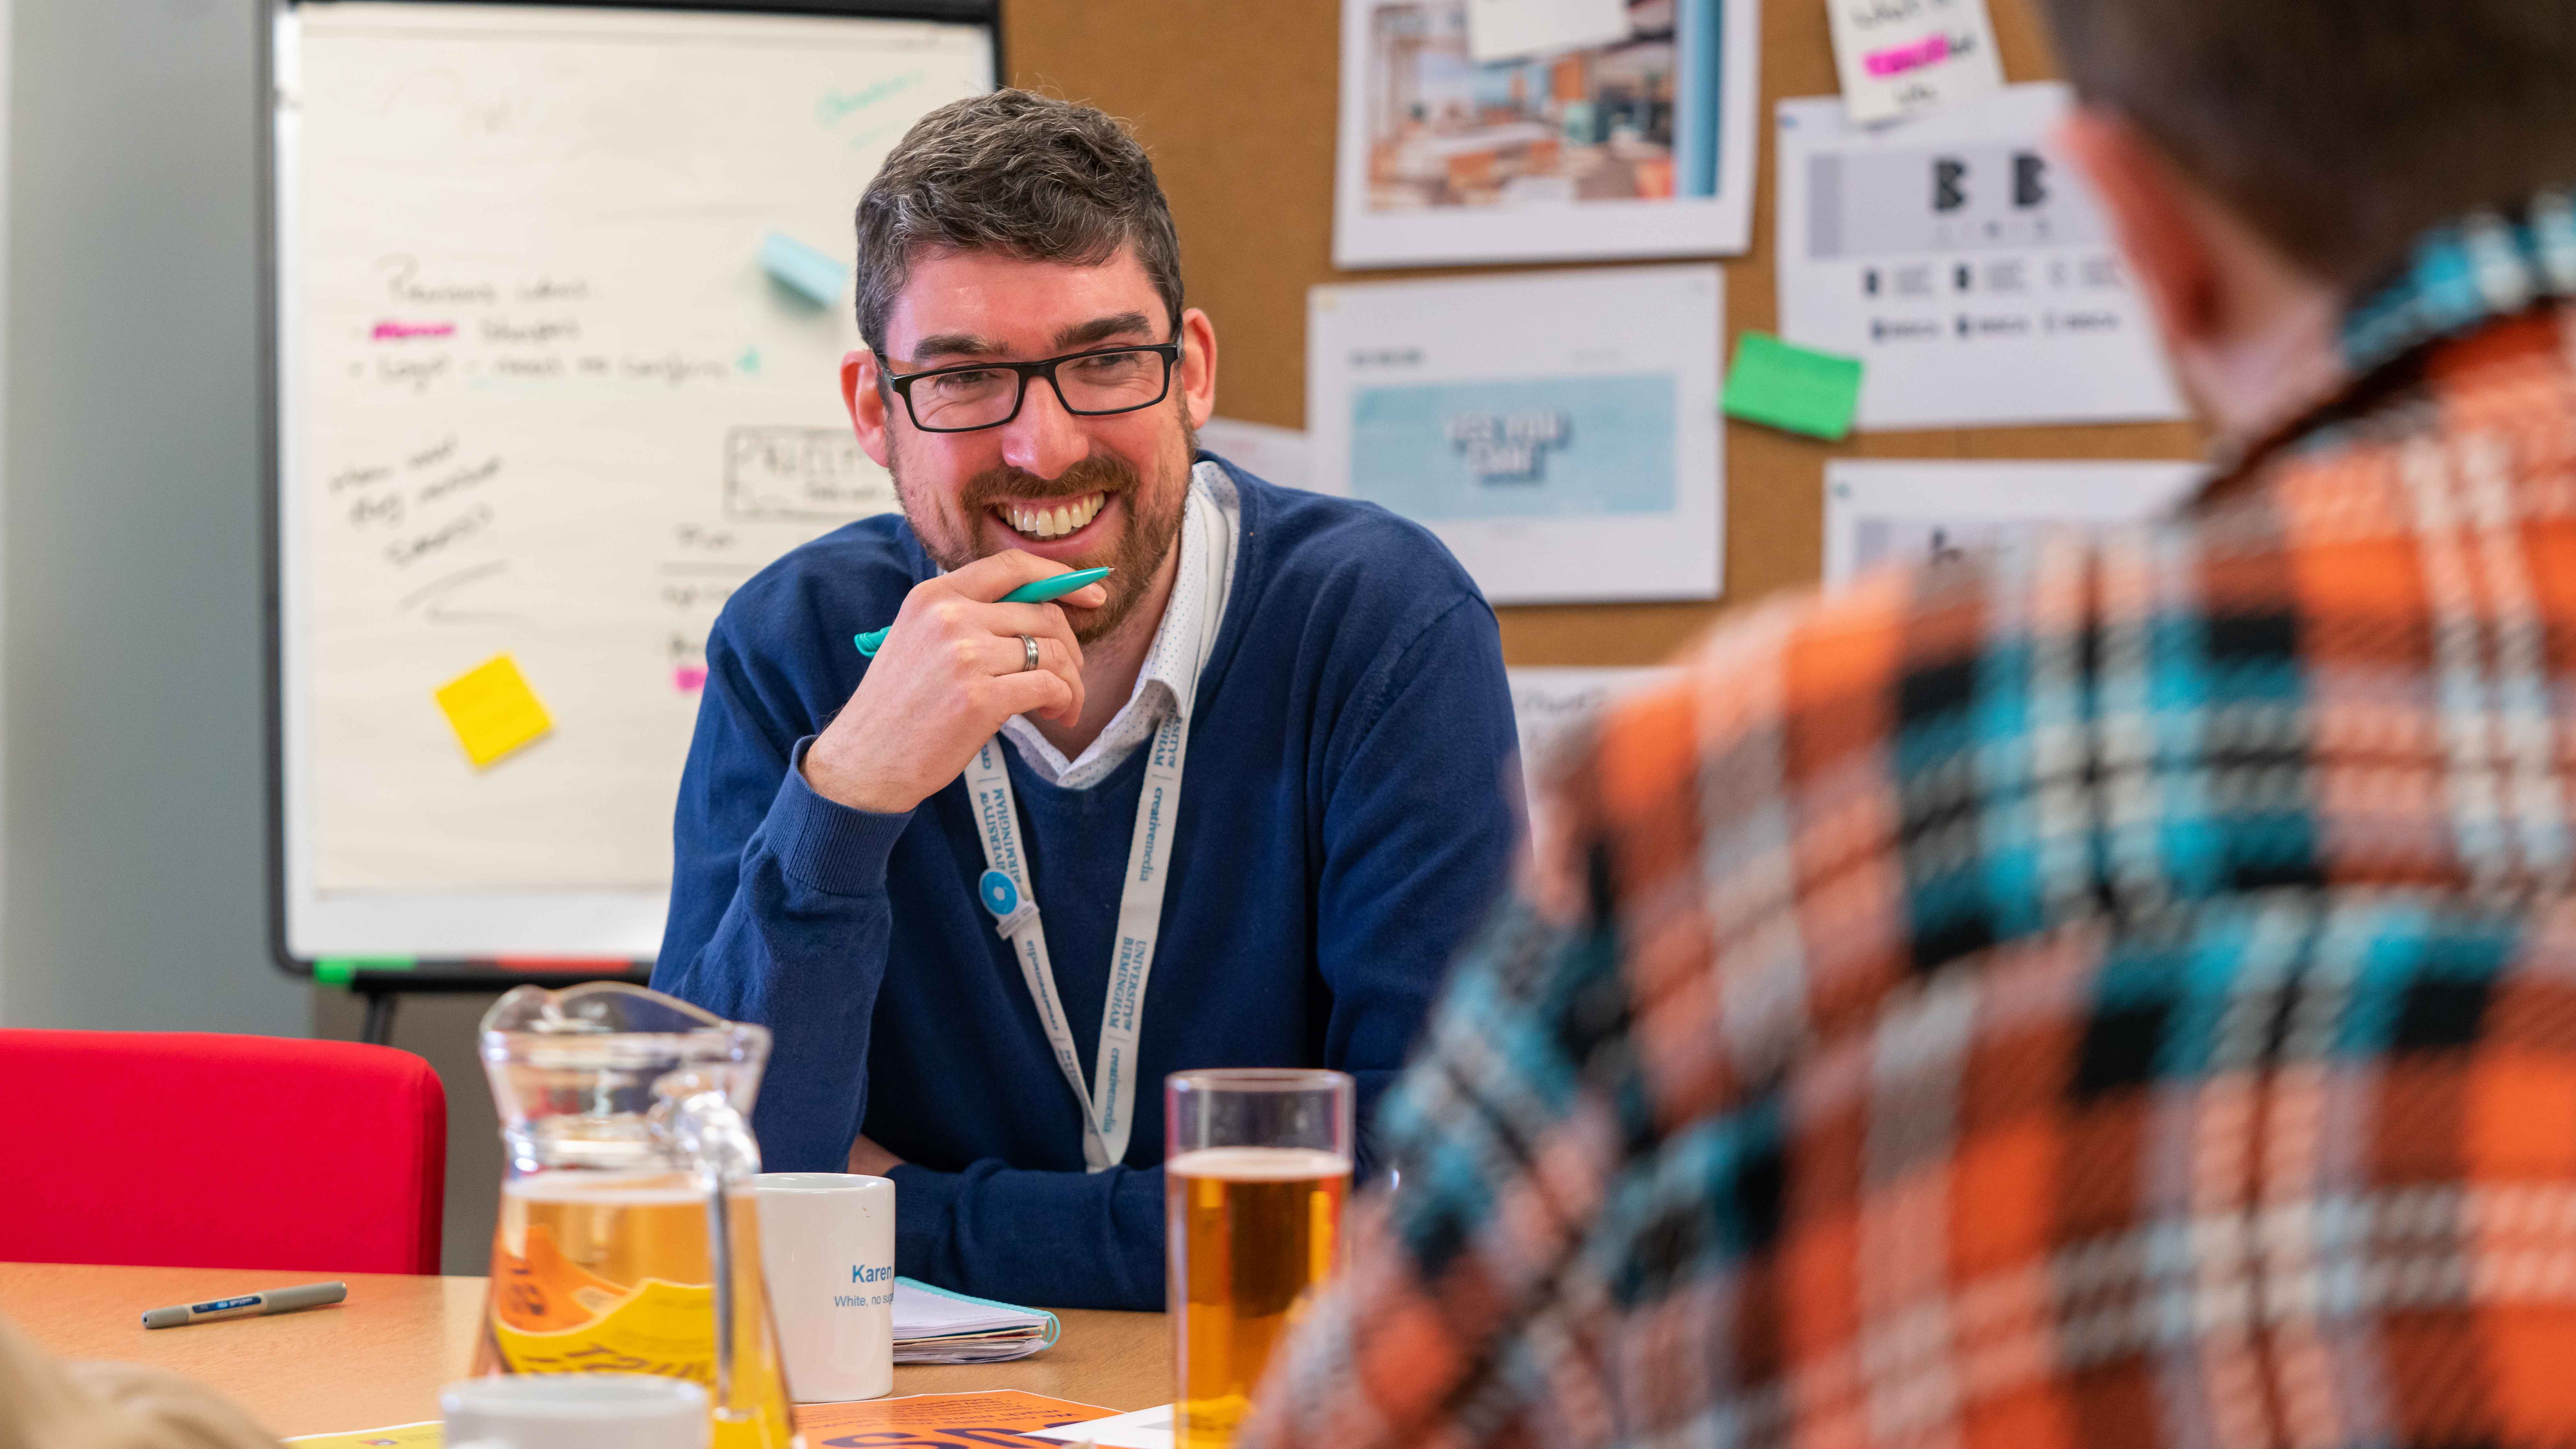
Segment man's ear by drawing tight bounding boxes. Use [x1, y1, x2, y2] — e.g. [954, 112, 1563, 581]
[2055, 109, 2222, 357]
[1177, 307, 1218, 430]
[844, 349, 892, 468]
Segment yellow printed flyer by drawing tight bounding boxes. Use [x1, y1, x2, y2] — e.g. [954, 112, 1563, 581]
[285, 1391, 1115, 1449]
[283, 1422, 441, 1448]
[488, 1275, 718, 1381]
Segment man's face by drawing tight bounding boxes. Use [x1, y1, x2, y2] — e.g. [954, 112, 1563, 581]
[847, 246, 1211, 643]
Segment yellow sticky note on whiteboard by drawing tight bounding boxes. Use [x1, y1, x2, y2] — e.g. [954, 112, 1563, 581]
[435, 654, 552, 768]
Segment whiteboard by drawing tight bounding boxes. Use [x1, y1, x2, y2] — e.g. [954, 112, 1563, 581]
[272, 2, 993, 962]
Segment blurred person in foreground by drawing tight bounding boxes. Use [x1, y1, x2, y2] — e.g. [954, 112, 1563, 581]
[0, 1315, 274, 1449]
[1244, 2, 2576, 1447]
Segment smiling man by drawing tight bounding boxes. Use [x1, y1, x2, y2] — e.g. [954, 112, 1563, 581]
[652, 91, 1521, 1310]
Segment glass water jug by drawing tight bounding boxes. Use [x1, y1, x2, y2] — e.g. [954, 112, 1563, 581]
[474, 981, 800, 1449]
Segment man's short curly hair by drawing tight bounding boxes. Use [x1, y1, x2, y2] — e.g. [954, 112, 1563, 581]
[853, 90, 1183, 360]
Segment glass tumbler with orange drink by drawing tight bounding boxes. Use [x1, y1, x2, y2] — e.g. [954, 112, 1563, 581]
[1166, 1068, 1354, 1449]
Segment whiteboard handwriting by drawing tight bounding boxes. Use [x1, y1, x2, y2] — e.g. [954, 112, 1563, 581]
[382, 503, 495, 568]
[377, 253, 498, 306]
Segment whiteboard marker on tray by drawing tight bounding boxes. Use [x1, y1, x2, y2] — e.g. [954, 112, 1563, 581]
[141, 1281, 347, 1329]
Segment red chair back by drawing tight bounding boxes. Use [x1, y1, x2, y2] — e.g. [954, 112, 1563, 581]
[0, 1029, 445, 1274]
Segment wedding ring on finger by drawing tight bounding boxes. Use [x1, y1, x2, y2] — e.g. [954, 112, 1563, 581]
[1018, 633, 1041, 674]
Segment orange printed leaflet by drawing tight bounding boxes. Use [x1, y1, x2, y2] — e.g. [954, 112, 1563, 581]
[796, 1390, 1117, 1449]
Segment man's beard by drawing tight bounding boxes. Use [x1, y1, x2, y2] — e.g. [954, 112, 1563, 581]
[890, 421, 1193, 645]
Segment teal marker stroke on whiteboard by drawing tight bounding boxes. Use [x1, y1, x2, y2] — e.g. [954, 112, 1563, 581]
[854, 568, 1113, 657]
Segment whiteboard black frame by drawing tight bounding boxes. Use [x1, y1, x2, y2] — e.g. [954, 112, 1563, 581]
[260, 0, 1002, 983]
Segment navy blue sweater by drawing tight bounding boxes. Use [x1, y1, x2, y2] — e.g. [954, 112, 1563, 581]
[652, 458, 1521, 1310]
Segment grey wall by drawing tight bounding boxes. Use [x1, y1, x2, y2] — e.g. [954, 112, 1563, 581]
[4, 0, 544, 1273]
[2, 0, 303, 1034]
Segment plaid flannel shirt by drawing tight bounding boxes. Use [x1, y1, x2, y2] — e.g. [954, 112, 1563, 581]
[1241, 197, 2576, 1449]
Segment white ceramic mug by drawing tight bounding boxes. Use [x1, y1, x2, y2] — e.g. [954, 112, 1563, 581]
[754, 1171, 896, 1402]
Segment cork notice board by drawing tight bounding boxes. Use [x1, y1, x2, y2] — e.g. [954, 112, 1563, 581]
[1004, 0, 2202, 666]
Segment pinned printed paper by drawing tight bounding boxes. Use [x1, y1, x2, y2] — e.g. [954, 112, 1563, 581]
[1307, 266, 1724, 604]
[1334, 0, 1760, 266]
[1775, 87, 2190, 429]
[434, 654, 553, 768]
[1823, 458, 2202, 585]
[1464, 0, 1628, 63]
[1195, 416, 1310, 491]
[1507, 667, 1678, 838]
[1826, 0, 2004, 126]
[1722, 332, 1864, 439]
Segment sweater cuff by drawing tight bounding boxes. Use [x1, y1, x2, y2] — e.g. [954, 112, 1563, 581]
[887, 1162, 960, 1279]
[766, 736, 913, 896]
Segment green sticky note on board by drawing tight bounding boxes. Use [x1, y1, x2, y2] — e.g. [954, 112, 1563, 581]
[1722, 332, 1864, 441]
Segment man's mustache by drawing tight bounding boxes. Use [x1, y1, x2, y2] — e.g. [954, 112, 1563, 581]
[960, 456, 1139, 511]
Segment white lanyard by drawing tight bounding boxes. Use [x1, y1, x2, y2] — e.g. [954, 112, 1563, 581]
[960, 711, 1189, 1172]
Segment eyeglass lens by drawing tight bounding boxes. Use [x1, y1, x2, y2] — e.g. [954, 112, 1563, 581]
[909, 350, 1168, 431]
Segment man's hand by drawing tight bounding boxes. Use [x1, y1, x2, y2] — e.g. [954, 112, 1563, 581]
[805, 551, 1108, 814]
[847, 1133, 904, 1176]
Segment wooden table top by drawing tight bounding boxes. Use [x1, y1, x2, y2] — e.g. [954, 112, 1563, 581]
[0, 1262, 1170, 1439]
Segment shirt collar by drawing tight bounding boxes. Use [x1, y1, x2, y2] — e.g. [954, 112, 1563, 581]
[995, 459, 1236, 786]
[2339, 187, 2576, 375]
[2195, 187, 2576, 504]
[1131, 461, 1232, 723]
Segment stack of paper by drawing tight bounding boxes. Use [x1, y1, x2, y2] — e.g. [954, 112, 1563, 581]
[893, 1277, 1061, 1364]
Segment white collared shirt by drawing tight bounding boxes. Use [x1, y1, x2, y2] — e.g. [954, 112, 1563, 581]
[997, 460, 1238, 789]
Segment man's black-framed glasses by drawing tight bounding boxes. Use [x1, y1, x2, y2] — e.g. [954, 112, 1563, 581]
[884, 341, 1182, 433]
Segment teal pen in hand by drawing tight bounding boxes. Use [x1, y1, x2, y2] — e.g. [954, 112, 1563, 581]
[854, 566, 1113, 656]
